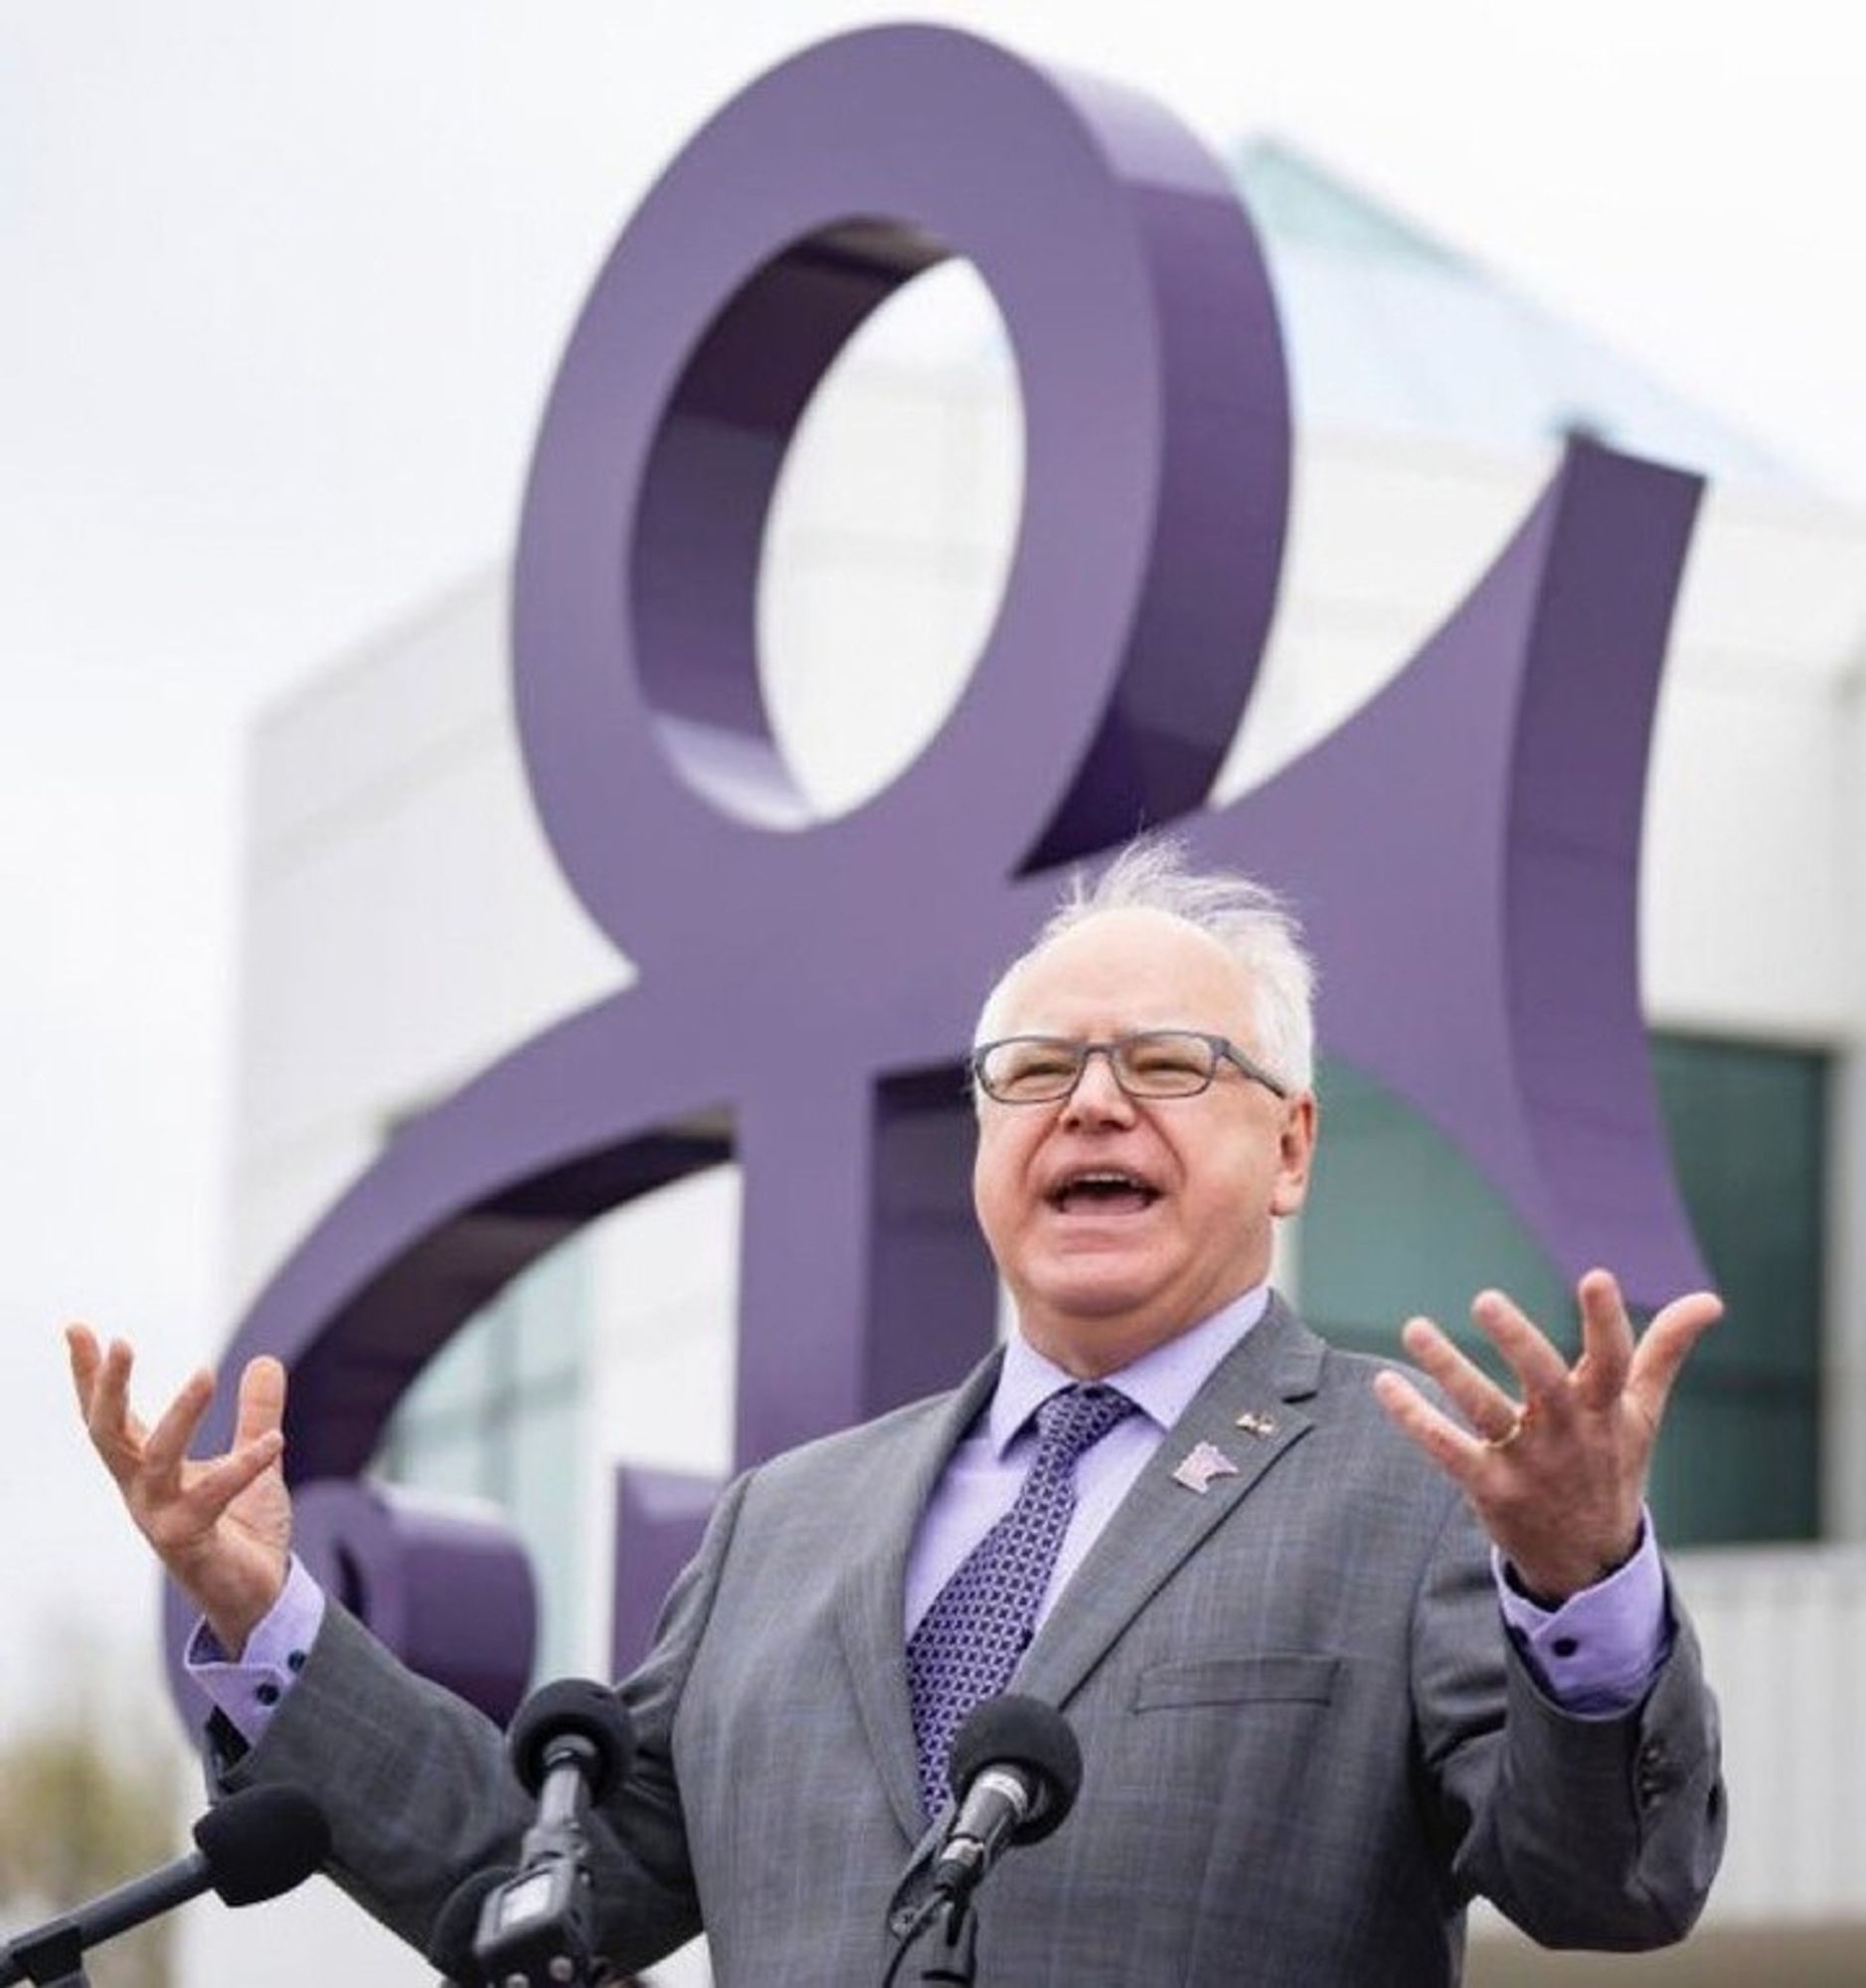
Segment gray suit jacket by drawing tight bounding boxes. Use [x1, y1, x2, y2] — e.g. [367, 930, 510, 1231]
[217, 1299, 1724, 1984]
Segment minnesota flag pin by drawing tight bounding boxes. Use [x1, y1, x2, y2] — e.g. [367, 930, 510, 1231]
[1172, 1440, 1241, 1494]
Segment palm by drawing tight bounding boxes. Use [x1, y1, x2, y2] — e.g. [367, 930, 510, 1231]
[178, 1433, 292, 1585]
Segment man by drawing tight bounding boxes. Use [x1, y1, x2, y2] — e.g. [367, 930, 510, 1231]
[70, 842, 1724, 1984]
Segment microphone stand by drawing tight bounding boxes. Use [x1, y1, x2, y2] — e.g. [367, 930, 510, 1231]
[884, 1894, 978, 1986]
[882, 1695, 1082, 1985]
[884, 1832, 980, 1988]
[6, 1923, 91, 1988]
[468, 1753, 601, 1986]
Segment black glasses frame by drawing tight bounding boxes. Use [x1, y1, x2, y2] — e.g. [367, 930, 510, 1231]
[969, 1029, 1290, 1104]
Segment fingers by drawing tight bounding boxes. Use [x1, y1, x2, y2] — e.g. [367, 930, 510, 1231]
[67, 1329, 277, 1501]
[185, 1431, 286, 1520]
[1627, 1288, 1723, 1418]
[1433, 1274, 1717, 1426]
[1572, 1268, 1635, 1411]
[1549, 1270, 1719, 1420]
[88, 1335, 131, 1439]
[142, 1369, 217, 1483]
[66, 1322, 101, 1413]
[1467, 1288, 1574, 1411]
[1397, 1316, 1519, 1442]
[1372, 1370, 1488, 1482]
[81, 1336, 152, 1481]
[140, 1427, 285, 1567]
[233, 1356, 287, 1449]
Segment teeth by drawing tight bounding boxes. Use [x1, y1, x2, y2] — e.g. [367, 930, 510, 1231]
[1055, 1170, 1152, 1196]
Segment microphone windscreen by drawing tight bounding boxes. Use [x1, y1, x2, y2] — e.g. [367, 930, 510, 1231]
[947, 1694, 1083, 1843]
[425, 1866, 516, 1984]
[506, 1679, 636, 1802]
[194, 1783, 331, 1906]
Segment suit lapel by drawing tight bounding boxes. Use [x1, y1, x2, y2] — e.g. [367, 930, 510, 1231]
[1017, 1297, 1325, 1712]
[836, 1351, 1004, 1843]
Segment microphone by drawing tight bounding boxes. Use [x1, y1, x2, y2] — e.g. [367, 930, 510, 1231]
[0, 1783, 329, 1985]
[930, 1695, 1082, 1904]
[507, 1678, 635, 1810]
[425, 1867, 513, 1986]
[459, 1680, 636, 1988]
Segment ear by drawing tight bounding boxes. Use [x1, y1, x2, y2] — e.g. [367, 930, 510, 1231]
[1270, 1090, 1317, 1218]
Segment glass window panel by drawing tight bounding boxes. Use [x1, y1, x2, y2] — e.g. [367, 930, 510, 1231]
[1648, 1035, 1824, 1544]
[393, 1304, 500, 1437]
[506, 1387, 585, 1681]
[1643, 1380, 1818, 1545]
[375, 1232, 594, 1684]
[1299, 1060, 1569, 1389]
[1651, 1038, 1823, 1382]
[1296, 1037, 1825, 1549]
[509, 1242, 589, 1389]
[379, 1424, 496, 1503]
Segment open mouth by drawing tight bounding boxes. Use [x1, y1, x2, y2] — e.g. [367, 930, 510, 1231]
[1046, 1170, 1162, 1216]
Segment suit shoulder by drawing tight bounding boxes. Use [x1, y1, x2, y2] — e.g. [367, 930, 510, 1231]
[744, 1382, 967, 1487]
[1316, 1338, 1412, 1387]
[1313, 1336, 1453, 1417]
[1300, 1337, 1467, 1506]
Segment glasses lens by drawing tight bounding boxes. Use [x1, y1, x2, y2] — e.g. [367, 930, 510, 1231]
[1114, 1032, 1216, 1095]
[979, 1039, 1081, 1100]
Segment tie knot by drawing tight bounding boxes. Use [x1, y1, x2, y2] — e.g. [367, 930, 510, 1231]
[1033, 1383, 1136, 1463]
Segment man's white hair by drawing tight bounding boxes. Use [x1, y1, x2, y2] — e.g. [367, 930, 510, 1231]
[974, 836, 1317, 1091]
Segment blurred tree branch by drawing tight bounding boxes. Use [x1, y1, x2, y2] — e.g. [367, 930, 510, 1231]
[0, 1642, 182, 1988]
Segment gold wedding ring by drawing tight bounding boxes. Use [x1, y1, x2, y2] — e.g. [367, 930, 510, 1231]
[1483, 1400, 1535, 1450]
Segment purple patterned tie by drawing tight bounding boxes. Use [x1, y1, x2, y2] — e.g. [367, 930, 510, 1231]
[907, 1383, 1137, 1817]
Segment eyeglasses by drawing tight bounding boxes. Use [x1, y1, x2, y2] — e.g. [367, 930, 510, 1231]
[970, 1030, 1289, 1104]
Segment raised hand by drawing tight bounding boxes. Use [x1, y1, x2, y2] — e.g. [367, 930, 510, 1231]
[68, 1325, 294, 1655]
[1371, 1269, 1722, 1603]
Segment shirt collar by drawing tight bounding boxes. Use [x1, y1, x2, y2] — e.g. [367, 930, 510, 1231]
[989, 1283, 1272, 1458]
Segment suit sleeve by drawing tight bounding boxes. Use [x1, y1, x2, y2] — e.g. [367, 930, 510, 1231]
[206, 1470, 754, 1974]
[1410, 1490, 1726, 1948]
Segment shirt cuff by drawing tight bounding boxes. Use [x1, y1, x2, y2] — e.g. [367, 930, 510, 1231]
[1493, 1513, 1671, 1717]
[184, 1557, 327, 1745]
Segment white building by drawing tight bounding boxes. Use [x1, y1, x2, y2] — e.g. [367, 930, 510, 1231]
[185, 145, 1866, 1984]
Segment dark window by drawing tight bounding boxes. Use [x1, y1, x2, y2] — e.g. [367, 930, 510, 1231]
[1297, 1036, 1824, 1546]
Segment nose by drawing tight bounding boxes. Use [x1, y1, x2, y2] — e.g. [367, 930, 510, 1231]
[1061, 1045, 1137, 1125]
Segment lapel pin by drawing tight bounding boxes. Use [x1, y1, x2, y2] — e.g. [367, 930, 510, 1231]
[1172, 1440, 1241, 1495]
[1235, 1410, 1277, 1439]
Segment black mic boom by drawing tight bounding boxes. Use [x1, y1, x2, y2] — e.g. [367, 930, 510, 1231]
[932, 1695, 1083, 1903]
[0, 1783, 329, 1986]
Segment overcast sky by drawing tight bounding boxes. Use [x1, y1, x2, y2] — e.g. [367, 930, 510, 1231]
[4, 0, 1864, 1724]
